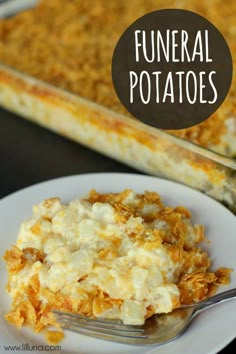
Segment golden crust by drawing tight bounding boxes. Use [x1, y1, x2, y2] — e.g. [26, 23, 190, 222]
[5, 300, 37, 328]
[178, 267, 231, 304]
[0, 0, 235, 152]
[3, 245, 26, 274]
[0, 66, 232, 202]
[45, 331, 64, 345]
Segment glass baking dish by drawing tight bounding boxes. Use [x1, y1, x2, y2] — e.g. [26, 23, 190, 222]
[0, 0, 235, 212]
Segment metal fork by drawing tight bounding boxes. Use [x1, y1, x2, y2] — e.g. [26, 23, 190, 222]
[53, 288, 236, 345]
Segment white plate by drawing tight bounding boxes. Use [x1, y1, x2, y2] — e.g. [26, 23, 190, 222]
[0, 173, 235, 354]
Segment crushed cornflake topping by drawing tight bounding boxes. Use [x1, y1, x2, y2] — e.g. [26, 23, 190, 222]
[0, 0, 235, 155]
[45, 330, 64, 345]
[3, 190, 231, 343]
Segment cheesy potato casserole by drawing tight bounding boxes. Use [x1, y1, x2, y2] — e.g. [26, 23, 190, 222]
[0, 0, 236, 213]
[0, 0, 235, 155]
[3, 189, 230, 343]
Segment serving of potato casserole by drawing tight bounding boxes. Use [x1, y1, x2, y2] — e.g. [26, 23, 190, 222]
[3, 189, 230, 343]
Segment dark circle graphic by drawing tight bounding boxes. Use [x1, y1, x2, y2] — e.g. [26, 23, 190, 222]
[112, 9, 233, 130]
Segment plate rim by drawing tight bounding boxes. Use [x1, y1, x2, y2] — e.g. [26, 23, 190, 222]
[0, 172, 235, 218]
[0, 172, 235, 354]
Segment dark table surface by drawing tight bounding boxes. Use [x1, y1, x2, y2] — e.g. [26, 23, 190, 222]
[0, 107, 235, 353]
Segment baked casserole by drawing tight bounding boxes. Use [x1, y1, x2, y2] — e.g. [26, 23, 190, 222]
[0, 0, 235, 156]
[3, 189, 230, 343]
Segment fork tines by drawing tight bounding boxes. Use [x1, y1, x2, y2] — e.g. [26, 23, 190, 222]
[53, 310, 147, 340]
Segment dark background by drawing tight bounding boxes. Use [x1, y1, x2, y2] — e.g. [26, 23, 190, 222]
[0, 107, 235, 353]
[0, 108, 136, 199]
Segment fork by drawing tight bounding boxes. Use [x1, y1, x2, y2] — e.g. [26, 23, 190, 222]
[53, 288, 236, 345]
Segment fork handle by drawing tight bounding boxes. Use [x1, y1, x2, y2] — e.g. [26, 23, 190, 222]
[197, 288, 236, 311]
